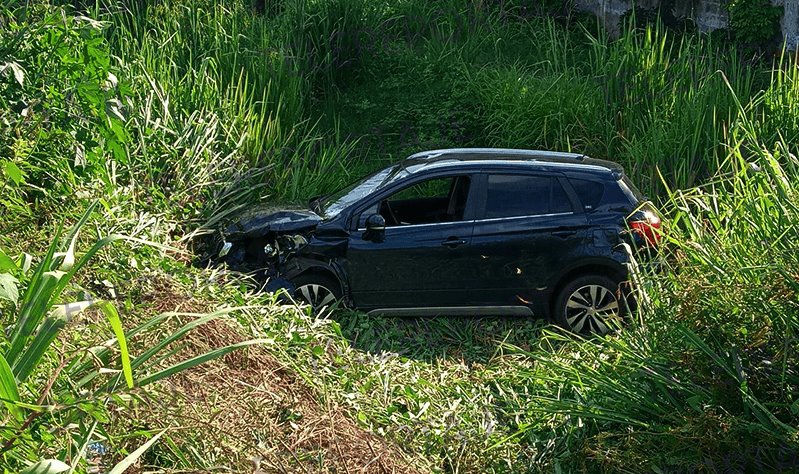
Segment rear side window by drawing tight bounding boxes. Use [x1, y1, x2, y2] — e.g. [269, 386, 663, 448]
[484, 175, 572, 219]
[568, 178, 605, 210]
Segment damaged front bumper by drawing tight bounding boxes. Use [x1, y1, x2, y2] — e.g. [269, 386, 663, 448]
[213, 234, 311, 298]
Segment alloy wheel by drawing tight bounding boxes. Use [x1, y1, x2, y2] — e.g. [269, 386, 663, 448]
[564, 284, 621, 334]
[295, 283, 337, 311]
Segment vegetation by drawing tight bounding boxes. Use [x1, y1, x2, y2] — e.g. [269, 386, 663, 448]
[1, 0, 798, 471]
[727, 0, 783, 48]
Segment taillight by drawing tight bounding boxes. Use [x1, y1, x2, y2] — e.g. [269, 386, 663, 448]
[629, 210, 661, 246]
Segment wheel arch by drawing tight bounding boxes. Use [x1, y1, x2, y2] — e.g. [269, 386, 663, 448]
[282, 257, 345, 295]
[548, 259, 628, 315]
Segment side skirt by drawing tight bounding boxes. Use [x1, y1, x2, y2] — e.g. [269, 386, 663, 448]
[367, 306, 534, 317]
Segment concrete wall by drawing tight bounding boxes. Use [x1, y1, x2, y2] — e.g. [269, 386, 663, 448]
[574, 0, 799, 49]
[784, 0, 799, 49]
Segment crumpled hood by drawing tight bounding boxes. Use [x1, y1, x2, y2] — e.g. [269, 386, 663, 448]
[224, 206, 322, 239]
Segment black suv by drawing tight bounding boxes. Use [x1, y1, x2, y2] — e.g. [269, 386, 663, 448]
[214, 148, 660, 334]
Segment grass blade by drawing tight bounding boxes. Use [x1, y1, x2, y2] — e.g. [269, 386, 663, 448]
[20, 460, 70, 474]
[0, 273, 18, 305]
[7, 270, 64, 365]
[97, 301, 134, 389]
[136, 339, 269, 387]
[130, 309, 245, 371]
[107, 429, 166, 474]
[0, 353, 24, 423]
[12, 315, 67, 382]
[0, 247, 16, 271]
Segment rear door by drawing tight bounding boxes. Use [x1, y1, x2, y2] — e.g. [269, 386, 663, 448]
[468, 172, 589, 307]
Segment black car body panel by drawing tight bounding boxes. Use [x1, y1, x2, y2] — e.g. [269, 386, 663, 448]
[347, 219, 478, 309]
[209, 148, 653, 318]
[224, 207, 321, 239]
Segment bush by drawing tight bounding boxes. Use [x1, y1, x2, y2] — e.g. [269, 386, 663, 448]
[728, 0, 783, 48]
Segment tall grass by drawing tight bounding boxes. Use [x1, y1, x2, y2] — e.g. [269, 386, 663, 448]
[494, 110, 799, 469]
[0, 203, 269, 471]
[463, 19, 772, 194]
[2, 0, 366, 227]
[4, 0, 799, 471]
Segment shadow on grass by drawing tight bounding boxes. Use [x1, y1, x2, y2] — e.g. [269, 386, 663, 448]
[329, 310, 550, 364]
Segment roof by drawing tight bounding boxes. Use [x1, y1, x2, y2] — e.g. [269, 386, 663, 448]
[402, 148, 624, 177]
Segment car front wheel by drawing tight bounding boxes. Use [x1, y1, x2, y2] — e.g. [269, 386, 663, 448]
[554, 274, 625, 335]
[292, 273, 342, 315]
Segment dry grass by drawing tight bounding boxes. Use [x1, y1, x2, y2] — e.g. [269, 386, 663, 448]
[124, 275, 427, 473]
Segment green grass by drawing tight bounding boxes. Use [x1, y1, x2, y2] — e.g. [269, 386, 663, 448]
[2, 0, 799, 472]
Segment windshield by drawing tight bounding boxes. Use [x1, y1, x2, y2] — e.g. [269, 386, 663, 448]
[319, 165, 409, 219]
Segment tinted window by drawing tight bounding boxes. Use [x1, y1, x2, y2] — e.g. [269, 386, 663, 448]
[551, 180, 572, 213]
[485, 175, 571, 219]
[569, 178, 605, 210]
[388, 177, 452, 202]
[377, 176, 471, 227]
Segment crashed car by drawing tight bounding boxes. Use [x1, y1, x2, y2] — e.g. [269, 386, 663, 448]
[211, 148, 660, 334]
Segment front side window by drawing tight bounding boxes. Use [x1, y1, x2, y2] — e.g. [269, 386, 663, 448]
[374, 175, 472, 227]
[484, 174, 572, 219]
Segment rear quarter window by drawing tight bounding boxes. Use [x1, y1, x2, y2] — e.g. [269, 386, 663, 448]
[568, 178, 605, 210]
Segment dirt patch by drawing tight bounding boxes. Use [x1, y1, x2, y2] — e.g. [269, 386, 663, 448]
[123, 276, 425, 473]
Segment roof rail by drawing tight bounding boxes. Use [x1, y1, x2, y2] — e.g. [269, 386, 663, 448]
[407, 148, 586, 161]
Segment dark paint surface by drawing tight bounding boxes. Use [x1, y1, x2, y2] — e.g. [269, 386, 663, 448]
[347, 220, 476, 309]
[469, 212, 591, 306]
[225, 208, 321, 239]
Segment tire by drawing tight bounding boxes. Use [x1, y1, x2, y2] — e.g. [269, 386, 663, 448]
[553, 274, 626, 335]
[292, 273, 342, 315]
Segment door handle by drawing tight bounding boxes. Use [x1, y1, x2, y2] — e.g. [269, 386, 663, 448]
[552, 230, 577, 238]
[441, 238, 467, 248]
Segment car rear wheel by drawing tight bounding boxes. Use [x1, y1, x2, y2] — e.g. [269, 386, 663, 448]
[292, 273, 342, 314]
[554, 275, 625, 335]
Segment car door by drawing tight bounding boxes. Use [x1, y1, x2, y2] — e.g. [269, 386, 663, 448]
[468, 172, 589, 308]
[345, 173, 478, 310]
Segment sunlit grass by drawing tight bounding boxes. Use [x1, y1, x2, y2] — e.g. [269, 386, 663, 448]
[2, 0, 799, 471]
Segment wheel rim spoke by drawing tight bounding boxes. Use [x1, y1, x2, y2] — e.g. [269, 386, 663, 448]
[598, 286, 610, 306]
[572, 291, 591, 306]
[592, 315, 608, 333]
[569, 312, 588, 333]
[300, 285, 314, 303]
[319, 292, 336, 307]
[596, 300, 619, 313]
[567, 300, 590, 310]
[297, 284, 336, 311]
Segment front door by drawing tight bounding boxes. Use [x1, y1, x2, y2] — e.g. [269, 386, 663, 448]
[346, 174, 478, 310]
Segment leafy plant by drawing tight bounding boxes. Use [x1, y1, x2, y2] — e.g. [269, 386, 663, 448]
[0, 6, 130, 209]
[0, 203, 267, 470]
[728, 0, 782, 47]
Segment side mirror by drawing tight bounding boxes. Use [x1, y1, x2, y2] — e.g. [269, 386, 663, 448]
[363, 214, 386, 242]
